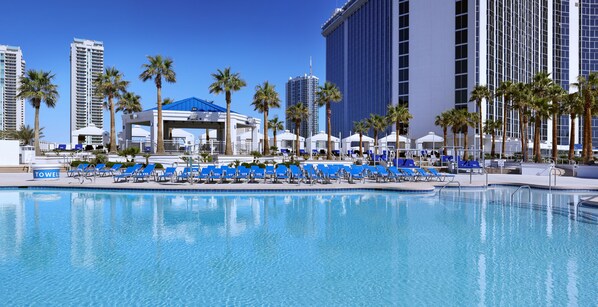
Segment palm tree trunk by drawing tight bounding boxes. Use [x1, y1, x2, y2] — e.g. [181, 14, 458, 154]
[569, 114, 576, 160]
[225, 91, 232, 155]
[34, 104, 41, 156]
[552, 110, 558, 162]
[519, 109, 525, 161]
[273, 130, 277, 154]
[523, 117, 529, 162]
[502, 98, 508, 157]
[295, 120, 301, 155]
[109, 96, 116, 154]
[584, 104, 593, 163]
[359, 133, 363, 158]
[156, 86, 164, 154]
[373, 131, 379, 155]
[491, 132, 496, 158]
[534, 117, 541, 162]
[478, 103, 483, 157]
[395, 121, 400, 152]
[453, 130, 458, 156]
[326, 102, 332, 160]
[463, 131, 469, 160]
[442, 127, 447, 156]
[263, 110, 269, 155]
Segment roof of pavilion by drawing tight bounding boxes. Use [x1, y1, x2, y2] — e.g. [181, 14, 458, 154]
[146, 97, 236, 113]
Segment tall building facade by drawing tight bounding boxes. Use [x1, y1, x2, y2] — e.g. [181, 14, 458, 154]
[285, 73, 319, 137]
[0, 45, 25, 136]
[70, 38, 104, 144]
[322, 0, 598, 148]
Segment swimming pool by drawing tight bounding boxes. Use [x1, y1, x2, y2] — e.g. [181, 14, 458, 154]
[0, 188, 597, 305]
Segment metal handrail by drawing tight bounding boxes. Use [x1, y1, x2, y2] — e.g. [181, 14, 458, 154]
[510, 185, 531, 204]
[438, 181, 461, 197]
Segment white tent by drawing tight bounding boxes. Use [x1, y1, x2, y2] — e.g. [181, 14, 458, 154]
[416, 132, 444, 150]
[270, 130, 305, 151]
[171, 129, 195, 145]
[306, 131, 340, 153]
[342, 133, 374, 153]
[237, 131, 264, 142]
[378, 132, 411, 150]
[71, 123, 105, 145]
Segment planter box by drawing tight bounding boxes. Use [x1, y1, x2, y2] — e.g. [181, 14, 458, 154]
[575, 165, 598, 179]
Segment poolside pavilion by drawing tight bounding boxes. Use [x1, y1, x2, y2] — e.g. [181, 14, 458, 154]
[120, 97, 261, 154]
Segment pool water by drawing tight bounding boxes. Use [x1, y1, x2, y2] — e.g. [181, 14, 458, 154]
[0, 188, 597, 305]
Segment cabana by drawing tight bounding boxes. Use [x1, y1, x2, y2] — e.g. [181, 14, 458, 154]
[270, 130, 305, 152]
[341, 133, 374, 154]
[378, 132, 411, 151]
[416, 132, 443, 151]
[306, 131, 340, 154]
[71, 124, 105, 146]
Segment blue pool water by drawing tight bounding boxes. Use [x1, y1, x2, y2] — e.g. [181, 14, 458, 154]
[0, 188, 597, 305]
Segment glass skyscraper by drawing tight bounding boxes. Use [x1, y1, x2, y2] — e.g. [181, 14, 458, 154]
[285, 73, 319, 138]
[322, 0, 598, 148]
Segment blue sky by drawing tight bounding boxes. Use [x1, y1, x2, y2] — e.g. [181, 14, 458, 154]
[2, 0, 340, 142]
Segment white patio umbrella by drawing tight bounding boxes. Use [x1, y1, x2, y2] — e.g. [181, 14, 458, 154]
[306, 131, 340, 153]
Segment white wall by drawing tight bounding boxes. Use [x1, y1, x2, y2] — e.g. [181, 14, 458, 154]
[0, 140, 20, 166]
[408, 0, 456, 140]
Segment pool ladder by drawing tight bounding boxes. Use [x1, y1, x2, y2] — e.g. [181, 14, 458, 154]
[510, 185, 531, 204]
[437, 181, 461, 197]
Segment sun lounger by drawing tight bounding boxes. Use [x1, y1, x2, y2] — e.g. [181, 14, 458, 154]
[98, 163, 122, 177]
[250, 166, 266, 183]
[234, 166, 251, 183]
[348, 165, 366, 184]
[113, 165, 140, 182]
[274, 165, 289, 183]
[426, 168, 455, 182]
[399, 168, 420, 181]
[176, 167, 198, 182]
[375, 165, 391, 182]
[304, 164, 322, 184]
[133, 164, 156, 182]
[414, 168, 435, 181]
[289, 165, 305, 184]
[156, 167, 177, 182]
[67, 163, 89, 177]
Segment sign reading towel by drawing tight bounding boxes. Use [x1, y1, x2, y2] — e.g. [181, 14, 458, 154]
[32, 164, 61, 180]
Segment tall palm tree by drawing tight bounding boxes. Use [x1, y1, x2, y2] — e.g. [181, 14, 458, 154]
[530, 72, 553, 162]
[94, 67, 129, 153]
[139, 55, 176, 154]
[12, 125, 43, 146]
[116, 92, 143, 114]
[286, 103, 309, 155]
[268, 117, 284, 153]
[512, 82, 532, 161]
[366, 113, 387, 155]
[162, 97, 174, 105]
[572, 72, 598, 163]
[209, 67, 246, 155]
[353, 120, 368, 158]
[547, 83, 566, 162]
[447, 109, 460, 152]
[495, 80, 516, 157]
[450, 108, 477, 160]
[387, 104, 413, 150]
[469, 85, 493, 156]
[316, 81, 343, 160]
[434, 111, 451, 156]
[17, 70, 58, 156]
[563, 92, 584, 160]
[483, 119, 502, 158]
[251, 81, 281, 155]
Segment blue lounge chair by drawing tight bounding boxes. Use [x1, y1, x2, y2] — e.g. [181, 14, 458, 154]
[348, 165, 366, 184]
[133, 164, 156, 182]
[289, 165, 305, 184]
[304, 164, 322, 184]
[274, 165, 289, 183]
[156, 167, 177, 182]
[87, 163, 105, 175]
[98, 163, 122, 177]
[265, 165, 275, 180]
[193, 167, 211, 183]
[250, 166, 266, 183]
[235, 166, 251, 183]
[209, 167, 235, 183]
[375, 165, 391, 182]
[414, 168, 435, 181]
[319, 165, 341, 184]
[176, 167, 198, 182]
[67, 163, 89, 177]
[57, 144, 67, 151]
[113, 165, 140, 182]
[74, 144, 83, 151]
[403, 159, 417, 167]
[426, 168, 455, 182]
[399, 168, 420, 181]
[388, 166, 405, 182]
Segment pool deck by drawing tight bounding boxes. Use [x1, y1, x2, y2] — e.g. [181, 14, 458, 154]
[0, 172, 596, 192]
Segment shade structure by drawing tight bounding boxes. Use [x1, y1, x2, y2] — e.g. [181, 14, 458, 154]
[170, 128, 195, 146]
[416, 132, 444, 150]
[71, 123, 105, 145]
[270, 130, 305, 151]
[237, 131, 264, 142]
[199, 130, 218, 141]
[342, 133, 374, 153]
[378, 132, 410, 149]
[306, 131, 340, 153]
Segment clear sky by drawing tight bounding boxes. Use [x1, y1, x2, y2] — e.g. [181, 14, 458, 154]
[2, 0, 340, 142]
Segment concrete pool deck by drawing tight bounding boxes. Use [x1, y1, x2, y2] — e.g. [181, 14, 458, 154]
[0, 172, 596, 192]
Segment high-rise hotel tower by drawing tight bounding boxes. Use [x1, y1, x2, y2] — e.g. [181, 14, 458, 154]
[0, 45, 25, 136]
[322, 0, 598, 147]
[285, 71, 320, 138]
[70, 38, 104, 144]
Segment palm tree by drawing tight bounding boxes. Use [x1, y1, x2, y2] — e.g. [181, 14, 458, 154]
[286, 103, 309, 155]
[387, 104, 413, 151]
[353, 120, 368, 158]
[483, 119, 502, 158]
[469, 85, 493, 156]
[563, 92, 584, 160]
[512, 82, 532, 161]
[17, 70, 58, 156]
[162, 97, 174, 105]
[139, 55, 176, 154]
[268, 117, 284, 153]
[530, 72, 554, 162]
[251, 81, 281, 155]
[94, 67, 129, 154]
[547, 83, 566, 162]
[316, 81, 343, 160]
[12, 125, 42, 145]
[116, 92, 143, 114]
[434, 111, 451, 156]
[450, 108, 477, 160]
[495, 80, 515, 157]
[572, 72, 598, 163]
[209, 67, 246, 155]
[366, 113, 387, 155]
